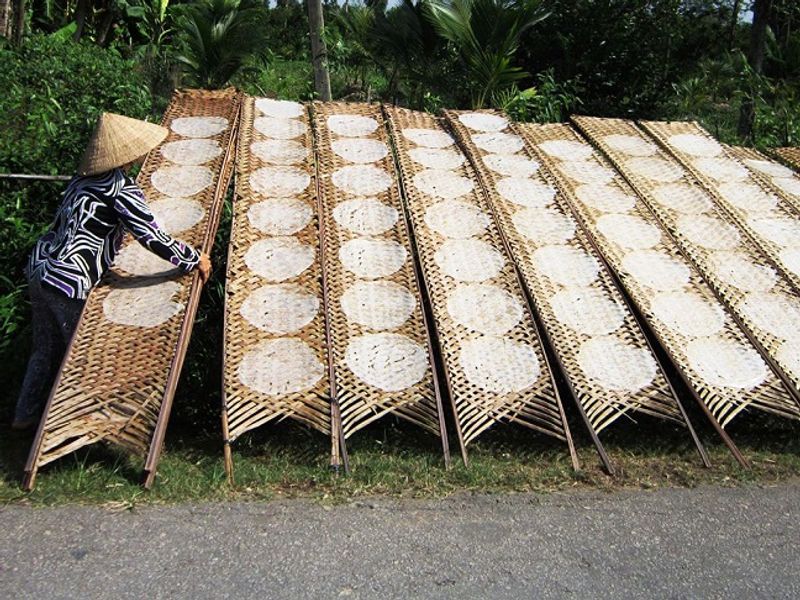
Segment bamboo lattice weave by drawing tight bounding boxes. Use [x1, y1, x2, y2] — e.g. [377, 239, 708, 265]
[222, 97, 331, 445]
[641, 121, 800, 295]
[773, 147, 800, 172]
[572, 117, 800, 418]
[444, 110, 684, 434]
[384, 107, 573, 455]
[310, 103, 445, 441]
[727, 145, 800, 217]
[25, 89, 240, 482]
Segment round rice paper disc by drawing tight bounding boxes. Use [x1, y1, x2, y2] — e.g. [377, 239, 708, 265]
[151, 165, 213, 197]
[574, 184, 636, 213]
[339, 238, 407, 279]
[602, 134, 658, 157]
[103, 280, 183, 328]
[245, 237, 315, 281]
[772, 176, 800, 196]
[240, 283, 319, 334]
[402, 128, 454, 149]
[650, 290, 725, 337]
[667, 133, 723, 157]
[332, 198, 398, 235]
[651, 183, 713, 214]
[425, 199, 490, 239]
[412, 169, 474, 199]
[238, 338, 323, 396]
[779, 247, 800, 278]
[596, 213, 661, 250]
[340, 280, 416, 330]
[578, 336, 657, 392]
[115, 243, 180, 277]
[327, 114, 379, 137]
[345, 333, 428, 391]
[473, 132, 524, 155]
[446, 283, 523, 335]
[459, 336, 540, 393]
[255, 98, 304, 119]
[161, 139, 222, 165]
[718, 182, 778, 213]
[457, 112, 509, 132]
[533, 245, 600, 287]
[250, 166, 310, 197]
[512, 207, 576, 244]
[624, 157, 684, 183]
[409, 147, 465, 170]
[254, 116, 305, 140]
[331, 165, 392, 196]
[170, 116, 228, 138]
[549, 288, 625, 336]
[676, 214, 741, 250]
[776, 339, 800, 381]
[331, 138, 388, 164]
[692, 157, 749, 182]
[251, 139, 307, 165]
[537, 139, 594, 161]
[496, 177, 555, 207]
[621, 250, 690, 291]
[558, 160, 616, 185]
[248, 198, 312, 235]
[434, 239, 505, 282]
[685, 336, 768, 389]
[743, 158, 794, 179]
[483, 153, 539, 177]
[737, 291, 800, 339]
[148, 198, 205, 234]
[708, 250, 778, 292]
[747, 217, 800, 248]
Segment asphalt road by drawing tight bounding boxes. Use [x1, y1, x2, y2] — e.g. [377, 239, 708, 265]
[1, 483, 799, 599]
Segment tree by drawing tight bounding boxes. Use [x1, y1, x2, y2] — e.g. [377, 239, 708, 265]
[738, 0, 774, 141]
[308, 0, 332, 100]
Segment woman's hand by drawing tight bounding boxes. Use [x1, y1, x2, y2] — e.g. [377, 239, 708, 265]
[197, 253, 212, 284]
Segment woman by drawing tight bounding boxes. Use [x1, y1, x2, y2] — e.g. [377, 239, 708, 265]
[12, 112, 212, 430]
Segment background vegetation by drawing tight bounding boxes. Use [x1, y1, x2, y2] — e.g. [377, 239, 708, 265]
[1, 0, 800, 499]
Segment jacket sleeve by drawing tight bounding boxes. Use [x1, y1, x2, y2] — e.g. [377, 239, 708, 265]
[112, 176, 200, 273]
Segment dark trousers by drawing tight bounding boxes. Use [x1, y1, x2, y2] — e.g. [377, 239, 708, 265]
[14, 276, 85, 423]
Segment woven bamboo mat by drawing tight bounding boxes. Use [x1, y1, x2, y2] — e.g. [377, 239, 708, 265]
[641, 121, 800, 297]
[310, 103, 448, 455]
[384, 106, 576, 465]
[444, 110, 694, 453]
[222, 97, 334, 472]
[24, 88, 241, 489]
[727, 145, 800, 216]
[572, 117, 800, 417]
[773, 147, 800, 172]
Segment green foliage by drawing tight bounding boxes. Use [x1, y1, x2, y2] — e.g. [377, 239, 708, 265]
[493, 70, 582, 122]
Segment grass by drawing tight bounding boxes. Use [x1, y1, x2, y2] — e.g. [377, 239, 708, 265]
[2, 406, 800, 507]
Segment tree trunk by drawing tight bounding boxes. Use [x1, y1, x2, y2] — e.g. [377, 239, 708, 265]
[307, 0, 332, 101]
[73, 0, 90, 42]
[12, 0, 24, 45]
[0, 0, 12, 39]
[738, 0, 773, 142]
[728, 0, 742, 49]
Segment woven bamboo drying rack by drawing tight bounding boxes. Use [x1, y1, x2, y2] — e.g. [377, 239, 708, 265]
[572, 117, 800, 426]
[310, 102, 449, 463]
[641, 121, 800, 296]
[24, 88, 241, 490]
[221, 97, 338, 478]
[773, 147, 800, 171]
[727, 145, 800, 216]
[444, 110, 707, 473]
[384, 106, 577, 467]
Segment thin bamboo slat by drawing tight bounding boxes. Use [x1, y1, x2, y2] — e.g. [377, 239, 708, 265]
[727, 145, 800, 216]
[221, 97, 334, 477]
[444, 110, 708, 471]
[773, 147, 800, 172]
[384, 106, 577, 467]
[641, 121, 800, 296]
[24, 89, 241, 490]
[573, 116, 800, 415]
[310, 103, 448, 460]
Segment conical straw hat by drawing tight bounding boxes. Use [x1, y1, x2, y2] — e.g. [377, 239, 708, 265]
[78, 113, 168, 176]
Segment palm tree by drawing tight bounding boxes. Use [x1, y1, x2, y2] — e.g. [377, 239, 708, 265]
[425, 0, 548, 108]
[174, 0, 269, 89]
